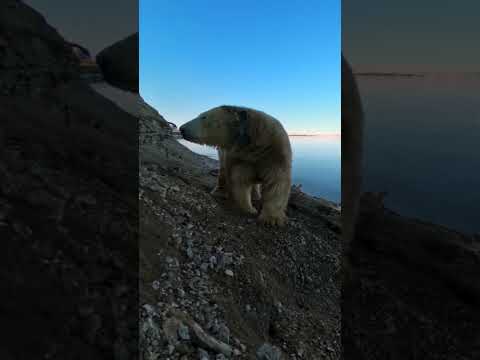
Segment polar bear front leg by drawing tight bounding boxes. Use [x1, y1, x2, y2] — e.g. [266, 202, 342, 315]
[211, 149, 229, 198]
[251, 184, 262, 201]
[258, 176, 291, 227]
[230, 163, 258, 215]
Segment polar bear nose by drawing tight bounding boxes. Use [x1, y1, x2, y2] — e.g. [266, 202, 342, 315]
[179, 124, 191, 140]
[179, 124, 188, 136]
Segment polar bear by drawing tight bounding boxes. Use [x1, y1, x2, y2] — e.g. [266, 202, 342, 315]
[180, 105, 292, 226]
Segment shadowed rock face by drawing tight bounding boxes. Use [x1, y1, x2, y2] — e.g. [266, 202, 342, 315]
[1, 2, 138, 358]
[0, 0, 79, 95]
[96, 32, 139, 93]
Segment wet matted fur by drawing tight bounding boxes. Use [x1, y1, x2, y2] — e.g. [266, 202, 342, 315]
[180, 105, 292, 226]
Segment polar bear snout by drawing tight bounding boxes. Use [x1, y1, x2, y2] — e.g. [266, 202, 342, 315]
[179, 120, 200, 142]
[179, 124, 188, 138]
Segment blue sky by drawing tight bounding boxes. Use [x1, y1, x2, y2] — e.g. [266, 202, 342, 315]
[140, 0, 340, 133]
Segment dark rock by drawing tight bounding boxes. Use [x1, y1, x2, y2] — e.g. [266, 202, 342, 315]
[256, 343, 283, 360]
[178, 323, 191, 341]
[198, 348, 210, 359]
[217, 324, 230, 344]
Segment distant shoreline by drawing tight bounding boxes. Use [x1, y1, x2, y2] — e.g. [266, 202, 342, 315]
[288, 133, 340, 137]
[354, 72, 425, 78]
[176, 133, 341, 139]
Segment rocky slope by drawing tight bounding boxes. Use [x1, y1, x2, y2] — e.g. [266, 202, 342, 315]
[138, 98, 342, 360]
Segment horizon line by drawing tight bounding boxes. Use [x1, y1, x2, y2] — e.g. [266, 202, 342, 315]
[353, 70, 480, 75]
[287, 131, 340, 137]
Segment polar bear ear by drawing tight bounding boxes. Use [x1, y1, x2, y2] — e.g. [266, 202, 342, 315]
[236, 110, 250, 146]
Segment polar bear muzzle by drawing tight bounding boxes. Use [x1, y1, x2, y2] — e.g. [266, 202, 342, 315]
[180, 106, 250, 148]
[179, 117, 203, 143]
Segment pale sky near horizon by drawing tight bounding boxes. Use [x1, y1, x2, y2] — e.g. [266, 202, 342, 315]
[140, 0, 341, 133]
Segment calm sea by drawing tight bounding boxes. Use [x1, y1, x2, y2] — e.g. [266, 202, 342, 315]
[179, 75, 479, 234]
[358, 74, 480, 235]
[178, 135, 341, 204]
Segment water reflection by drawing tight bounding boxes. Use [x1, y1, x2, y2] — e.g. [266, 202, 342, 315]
[358, 75, 480, 234]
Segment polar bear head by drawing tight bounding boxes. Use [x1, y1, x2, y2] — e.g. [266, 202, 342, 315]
[180, 105, 250, 148]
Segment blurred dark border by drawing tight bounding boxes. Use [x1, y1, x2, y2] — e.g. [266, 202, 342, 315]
[0, 1, 138, 358]
[342, 1, 480, 359]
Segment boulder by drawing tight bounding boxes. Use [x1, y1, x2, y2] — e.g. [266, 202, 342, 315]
[96, 33, 139, 93]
